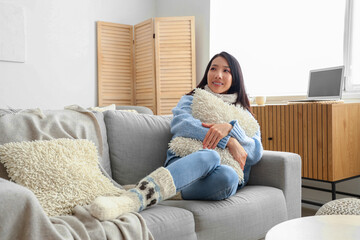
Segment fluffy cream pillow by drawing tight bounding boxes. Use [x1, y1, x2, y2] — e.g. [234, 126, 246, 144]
[0, 138, 123, 216]
[88, 104, 117, 112]
[88, 104, 138, 113]
[117, 109, 138, 113]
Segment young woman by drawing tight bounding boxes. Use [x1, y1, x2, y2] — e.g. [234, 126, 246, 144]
[90, 51, 263, 221]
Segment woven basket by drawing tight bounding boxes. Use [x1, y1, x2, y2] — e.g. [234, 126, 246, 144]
[316, 198, 360, 215]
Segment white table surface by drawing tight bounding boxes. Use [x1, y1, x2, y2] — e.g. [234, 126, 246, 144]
[266, 215, 360, 240]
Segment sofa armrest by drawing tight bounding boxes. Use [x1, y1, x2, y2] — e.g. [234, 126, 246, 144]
[248, 150, 301, 220]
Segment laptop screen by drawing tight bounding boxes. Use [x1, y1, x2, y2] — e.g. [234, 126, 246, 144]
[308, 66, 344, 99]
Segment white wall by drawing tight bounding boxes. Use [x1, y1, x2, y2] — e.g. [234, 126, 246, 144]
[0, 0, 156, 109]
[156, 0, 210, 84]
[0, 0, 210, 109]
[210, 0, 345, 97]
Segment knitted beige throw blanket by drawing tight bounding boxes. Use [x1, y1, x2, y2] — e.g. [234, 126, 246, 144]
[169, 88, 260, 182]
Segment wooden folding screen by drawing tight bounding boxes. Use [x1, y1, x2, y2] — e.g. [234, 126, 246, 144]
[133, 19, 156, 112]
[97, 22, 134, 106]
[97, 17, 196, 115]
[153, 17, 196, 115]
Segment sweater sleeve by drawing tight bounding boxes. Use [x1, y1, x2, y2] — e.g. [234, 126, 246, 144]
[228, 118, 263, 166]
[171, 95, 230, 149]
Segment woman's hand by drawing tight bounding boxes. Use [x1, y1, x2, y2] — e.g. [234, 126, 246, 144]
[227, 137, 247, 170]
[202, 122, 233, 149]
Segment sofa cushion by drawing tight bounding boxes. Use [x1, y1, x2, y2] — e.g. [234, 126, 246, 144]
[160, 185, 287, 240]
[0, 138, 123, 217]
[140, 205, 197, 240]
[104, 111, 172, 185]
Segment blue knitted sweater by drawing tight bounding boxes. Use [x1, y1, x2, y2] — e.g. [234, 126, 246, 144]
[165, 94, 264, 186]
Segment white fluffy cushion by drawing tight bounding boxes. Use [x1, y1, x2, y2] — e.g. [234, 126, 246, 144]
[0, 138, 123, 216]
[169, 89, 260, 183]
[192, 88, 259, 137]
[88, 104, 117, 112]
[88, 104, 138, 114]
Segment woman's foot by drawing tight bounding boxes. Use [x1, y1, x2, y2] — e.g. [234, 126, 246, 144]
[90, 167, 176, 220]
[90, 194, 140, 220]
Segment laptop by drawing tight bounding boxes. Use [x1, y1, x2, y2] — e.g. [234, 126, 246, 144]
[289, 66, 344, 102]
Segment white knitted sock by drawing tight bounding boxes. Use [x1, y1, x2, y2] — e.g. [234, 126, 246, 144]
[90, 167, 176, 220]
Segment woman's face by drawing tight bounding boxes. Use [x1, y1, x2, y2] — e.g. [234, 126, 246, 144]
[207, 56, 232, 94]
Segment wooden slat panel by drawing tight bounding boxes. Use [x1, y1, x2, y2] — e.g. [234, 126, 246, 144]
[317, 104, 323, 180]
[268, 106, 274, 150]
[298, 105, 304, 177]
[322, 105, 328, 180]
[154, 17, 196, 115]
[269, 106, 274, 150]
[134, 19, 156, 114]
[280, 105, 286, 151]
[267, 106, 271, 150]
[285, 105, 290, 152]
[260, 107, 265, 148]
[97, 21, 134, 106]
[272, 105, 277, 150]
[327, 105, 333, 180]
[312, 104, 317, 179]
[289, 105, 294, 153]
[303, 104, 308, 178]
[264, 106, 269, 149]
[294, 105, 299, 154]
[252, 107, 257, 118]
[307, 104, 313, 178]
[276, 106, 281, 150]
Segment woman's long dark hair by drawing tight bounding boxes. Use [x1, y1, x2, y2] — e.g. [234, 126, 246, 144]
[188, 51, 252, 115]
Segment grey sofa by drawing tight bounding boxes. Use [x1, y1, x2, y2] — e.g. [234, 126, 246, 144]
[0, 106, 301, 240]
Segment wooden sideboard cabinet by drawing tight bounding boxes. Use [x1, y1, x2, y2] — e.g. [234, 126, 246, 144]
[252, 102, 360, 182]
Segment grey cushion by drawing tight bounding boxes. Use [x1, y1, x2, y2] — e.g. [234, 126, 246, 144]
[104, 111, 172, 185]
[140, 205, 196, 240]
[160, 186, 287, 240]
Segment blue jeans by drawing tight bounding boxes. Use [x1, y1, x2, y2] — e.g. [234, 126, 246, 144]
[165, 149, 239, 200]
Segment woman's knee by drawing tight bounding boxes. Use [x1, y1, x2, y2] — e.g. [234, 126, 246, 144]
[194, 149, 221, 167]
[210, 166, 239, 200]
[216, 165, 239, 189]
